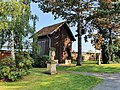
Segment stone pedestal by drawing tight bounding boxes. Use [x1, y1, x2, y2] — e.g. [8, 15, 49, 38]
[65, 60, 71, 65]
[47, 50, 57, 75]
[53, 60, 58, 64]
[47, 62, 57, 75]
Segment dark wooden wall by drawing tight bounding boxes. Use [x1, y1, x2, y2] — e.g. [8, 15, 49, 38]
[38, 36, 49, 56]
[38, 24, 72, 63]
[51, 25, 72, 63]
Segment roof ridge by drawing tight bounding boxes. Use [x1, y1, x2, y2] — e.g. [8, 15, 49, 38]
[41, 21, 66, 30]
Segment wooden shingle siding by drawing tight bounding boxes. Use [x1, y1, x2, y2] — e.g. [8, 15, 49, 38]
[51, 25, 72, 63]
[36, 22, 75, 64]
[38, 36, 49, 56]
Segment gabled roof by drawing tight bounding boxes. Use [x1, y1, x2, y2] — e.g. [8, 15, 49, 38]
[36, 22, 76, 41]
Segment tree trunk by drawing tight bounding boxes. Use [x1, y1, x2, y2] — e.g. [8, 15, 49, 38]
[76, 11, 82, 66]
[101, 44, 109, 64]
[108, 28, 113, 61]
[11, 30, 15, 60]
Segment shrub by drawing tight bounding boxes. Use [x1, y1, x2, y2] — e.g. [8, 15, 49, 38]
[16, 52, 34, 70]
[0, 57, 19, 81]
[0, 52, 34, 82]
[114, 55, 120, 63]
[33, 55, 50, 68]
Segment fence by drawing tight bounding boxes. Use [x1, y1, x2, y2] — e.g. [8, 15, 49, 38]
[0, 50, 11, 60]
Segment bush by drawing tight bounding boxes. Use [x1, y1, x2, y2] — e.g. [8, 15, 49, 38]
[0, 52, 34, 82]
[16, 52, 34, 70]
[33, 55, 50, 68]
[114, 55, 120, 63]
[0, 57, 20, 81]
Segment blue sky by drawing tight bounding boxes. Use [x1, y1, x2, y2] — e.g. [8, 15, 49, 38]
[31, 3, 95, 52]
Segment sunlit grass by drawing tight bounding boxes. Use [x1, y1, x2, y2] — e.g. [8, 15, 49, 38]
[58, 60, 120, 73]
[0, 68, 102, 90]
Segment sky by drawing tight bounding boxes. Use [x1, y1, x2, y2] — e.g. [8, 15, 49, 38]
[31, 3, 95, 52]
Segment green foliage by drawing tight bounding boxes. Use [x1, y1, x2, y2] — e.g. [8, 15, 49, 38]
[114, 55, 120, 63]
[0, 57, 15, 66]
[0, 52, 34, 82]
[0, 57, 19, 81]
[112, 38, 120, 63]
[0, 0, 31, 30]
[86, 0, 120, 63]
[0, 0, 34, 52]
[31, 15, 40, 65]
[37, 0, 95, 25]
[32, 35, 40, 64]
[16, 52, 34, 69]
[50, 47, 55, 51]
[33, 55, 50, 68]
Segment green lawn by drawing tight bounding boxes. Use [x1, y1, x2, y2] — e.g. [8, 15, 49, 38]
[0, 68, 102, 90]
[57, 61, 120, 73]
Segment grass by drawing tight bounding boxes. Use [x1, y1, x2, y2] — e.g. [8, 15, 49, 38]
[0, 68, 102, 90]
[57, 60, 120, 73]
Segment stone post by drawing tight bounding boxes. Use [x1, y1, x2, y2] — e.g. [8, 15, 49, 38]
[98, 53, 101, 65]
[96, 50, 101, 65]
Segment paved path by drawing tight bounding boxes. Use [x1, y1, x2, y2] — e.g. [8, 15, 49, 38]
[92, 72, 120, 90]
[64, 71, 120, 90]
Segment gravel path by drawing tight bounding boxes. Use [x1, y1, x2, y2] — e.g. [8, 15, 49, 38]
[64, 71, 120, 90]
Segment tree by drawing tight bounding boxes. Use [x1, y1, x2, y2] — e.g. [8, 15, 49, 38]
[0, 0, 33, 60]
[31, 15, 41, 65]
[86, 0, 120, 63]
[32, 0, 97, 65]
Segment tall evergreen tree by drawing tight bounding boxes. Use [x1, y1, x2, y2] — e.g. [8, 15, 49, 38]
[86, 0, 120, 63]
